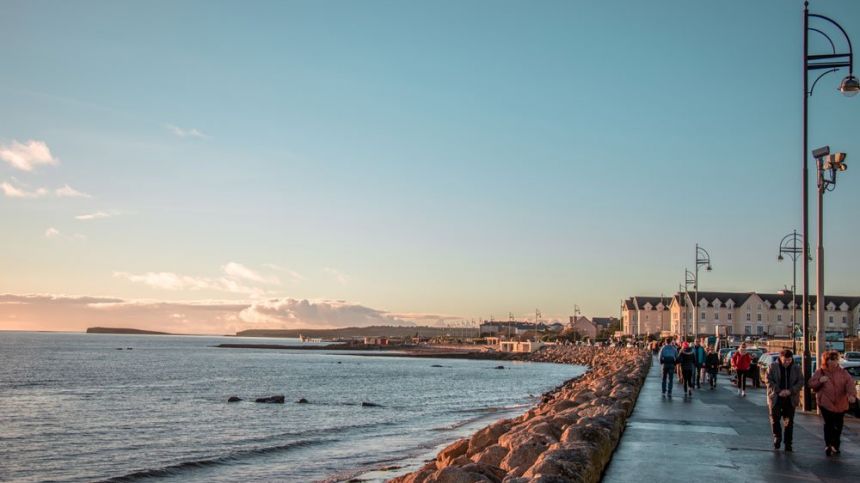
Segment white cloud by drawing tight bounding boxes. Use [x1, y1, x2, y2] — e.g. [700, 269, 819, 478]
[44, 227, 86, 242]
[324, 267, 349, 285]
[165, 124, 209, 139]
[2, 181, 49, 198]
[113, 271, 263, 296]
[238, 298, 412, 329]
[222, 262, 280, 285]
[55, 184, 91, 198]
[44, 227, 60, 238]
[0, 140, 58, 171]
[75, 211, 113, 221]
[263, 264, 306, 283]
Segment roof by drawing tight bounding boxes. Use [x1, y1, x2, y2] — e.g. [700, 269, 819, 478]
[633, 296, 670, 310]
[664, 292, 860, 310]
[591, 317, 617, 327]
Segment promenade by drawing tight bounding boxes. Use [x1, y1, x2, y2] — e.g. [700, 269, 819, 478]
[602, 356, 860, 482]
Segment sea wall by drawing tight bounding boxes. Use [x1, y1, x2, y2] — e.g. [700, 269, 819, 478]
[389, 346, 650, 483]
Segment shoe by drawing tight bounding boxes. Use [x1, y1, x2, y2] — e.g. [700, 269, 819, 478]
[833, 448, 841, 455]
[737, 388, 742, 395]
[667, 393, 672, 398]
[662, 392, 666, 397]
[741, 390, 746, 397]
[785, 445, 792, 452]
[826, 447, 833, 456]
[774, 441, 780, 450]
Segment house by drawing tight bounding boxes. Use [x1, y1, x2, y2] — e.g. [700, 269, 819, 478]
[568, 315, 598, 339]
[620, 296, 671, 336]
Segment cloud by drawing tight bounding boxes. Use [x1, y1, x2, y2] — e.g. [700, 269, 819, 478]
[44, 227, 86, 242]
[165, 124, 209, 139]
[238, 298, 412, 329]
[0, 140, 58, 171]
[75, 211, 113, 221]
[263, 264, 305, 283]
[324, 267, 349, 285]
[0, 293, 440, 333]
[113, 271, 263, 296]
[55, 184, 91, 198]
[222, 262, 280, 285]
[1, 181, 49, 198]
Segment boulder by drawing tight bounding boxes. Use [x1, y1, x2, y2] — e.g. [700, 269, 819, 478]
[255, 395, 285, 404]
[227, 396, 242, 403]
[296, 398, 309, 404]
[361, 401, 381, 407]
[499, 435, 551, 476]
[437, 438, 470, 467]
[467, 420, 511, 456]
[430, 466, 492, 483]
[470, 445, 508, 467]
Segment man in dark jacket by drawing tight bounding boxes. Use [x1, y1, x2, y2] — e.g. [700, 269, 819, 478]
[692, 340, 706, 388]
[659, 339, 678, 398]
[704, 345, 721, 389]
[766, 349, 803, 451]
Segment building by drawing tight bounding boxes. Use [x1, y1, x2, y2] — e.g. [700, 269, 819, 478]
[621, 296, 672, 336]
[498, 340, 545, 353]
[479, 321, 547, 337]
[568, 315, 598, 339]
[623, 291, 860, 338]
[592, 317, 620, 334]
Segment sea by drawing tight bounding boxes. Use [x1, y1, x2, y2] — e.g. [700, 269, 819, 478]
[0, 332, 584, 482]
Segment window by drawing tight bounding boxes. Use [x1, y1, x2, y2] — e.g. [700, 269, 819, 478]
[757, 314, 762, 322]
[701, 312, 706, 321]
[645, 315, 649, 321]
[842, 316, 847, 324]
[777, 314, 782, 322]
[715, 311, 720, 320]
[757, 326, 764, 335]
[728, 313, 733, 320]
[745, 326, 752, 335]
[746, 313, 751, 321]
[758, 304, 762, 310]
[828, 316, 833, 323]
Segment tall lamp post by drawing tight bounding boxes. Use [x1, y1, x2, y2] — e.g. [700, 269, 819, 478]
[778, 230, 804, 353]
[813, 146, 848, 364]
[694, 244, 712, 340]
[802, 1, 858, 411]
[684, 269, 696, 341]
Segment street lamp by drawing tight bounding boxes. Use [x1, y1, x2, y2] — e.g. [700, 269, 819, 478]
[684, 268, 696, 341]
[802, 1, 855, 411]
[778, 230, 805, 353]
[694, 244, 712, 340]
[814, 147, 848, 371]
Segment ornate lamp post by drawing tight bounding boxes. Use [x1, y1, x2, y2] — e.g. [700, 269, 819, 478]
[694, 244, 712, 340]
[778, 230, 804, 353]
[801, 1, 857, 411]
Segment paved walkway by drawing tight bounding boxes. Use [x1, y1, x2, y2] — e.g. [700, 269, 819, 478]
[602, 356, 860, 482]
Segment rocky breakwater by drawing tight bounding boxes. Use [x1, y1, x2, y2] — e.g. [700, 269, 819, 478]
[390, 346, 650, 483]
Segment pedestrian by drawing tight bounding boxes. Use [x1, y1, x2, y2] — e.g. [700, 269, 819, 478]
[731, 343, 752, 397]
[677, 342, 697, 398]
[704, 345, 720, 389]
[809, 350, 859, 456]
[659, 338, 679, 398]
[693, 340, 706, 389]
[766, 349, 802, 452]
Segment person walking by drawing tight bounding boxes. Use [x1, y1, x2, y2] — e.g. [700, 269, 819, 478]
[704, 345, 721, 389]
[809, 350, 858, 456]
[766, 349, 803, 452]
[692, 340, 706, 389]
[731, 343, 752, 397]
[677, 342, 697, 398]
[659, 339, 679, 398]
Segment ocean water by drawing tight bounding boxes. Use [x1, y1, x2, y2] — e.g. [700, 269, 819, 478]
[0, 332, 584, 482]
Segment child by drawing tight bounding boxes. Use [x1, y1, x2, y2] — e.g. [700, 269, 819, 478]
[705, 345, 721, 389]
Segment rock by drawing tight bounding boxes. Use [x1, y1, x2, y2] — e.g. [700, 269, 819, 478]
[431, 364, 445, 367]
[499, 435, 551, 476]
[255, 395, 285, 404]
[361, 401, 381, 407]
[467, 420, 511, 456]
[470, 445, 508, 467]
[296, 398, 309, 404]
[460, 462, 506, 483]
[430, 466, 492, 483]
[437, 438, 470, 467]
[494, 365, 505, 370]
[227, 396, 242, 403]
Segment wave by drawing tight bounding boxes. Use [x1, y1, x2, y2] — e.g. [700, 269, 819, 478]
[96, 439, 327, 482]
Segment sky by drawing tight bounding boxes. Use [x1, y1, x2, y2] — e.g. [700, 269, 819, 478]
[2, 0, 860, 334]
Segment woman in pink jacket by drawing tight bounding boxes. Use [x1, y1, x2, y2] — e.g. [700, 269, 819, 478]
[809, 350, 858, 456]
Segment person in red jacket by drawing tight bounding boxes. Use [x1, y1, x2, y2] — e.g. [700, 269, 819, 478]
[809, 350, 859, 456]
[731, 343, 753, 397]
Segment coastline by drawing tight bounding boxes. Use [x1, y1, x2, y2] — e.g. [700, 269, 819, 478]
[383, 345, 650, 483]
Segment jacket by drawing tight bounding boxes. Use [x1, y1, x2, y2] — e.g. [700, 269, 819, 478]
[659, 345, 678, 365]
[692, 345, 706, 365]
[766, 361, 803, 409]
[677, 349, 696, 371]
[809, 366, 858, 413]
[731, 351, 752, 371]
[705, 352, 721, 373]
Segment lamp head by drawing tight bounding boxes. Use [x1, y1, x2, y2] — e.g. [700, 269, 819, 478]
[706, 265, 712, 271]
[839, 75, 860, 97]
[778, 254, 784, 262]
[823, 152, 847, 172]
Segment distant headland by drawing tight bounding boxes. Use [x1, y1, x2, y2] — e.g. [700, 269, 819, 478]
[86, 327, 172, 335]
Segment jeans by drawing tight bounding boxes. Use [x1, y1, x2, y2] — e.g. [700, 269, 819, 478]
[770, 397, 795, 446]
[707, 370, 717, 388]
[661, 364, 675, 395]
[821, 407, 845, 450]
[736, 369, 747, 391]
[694, 364, 702, 387]
[681, 367, 694, 393]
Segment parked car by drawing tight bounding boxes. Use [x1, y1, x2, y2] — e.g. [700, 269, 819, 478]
[757, 352, 782, 380]
[839, 354, 860, 369]
[844, 351, 860, 361]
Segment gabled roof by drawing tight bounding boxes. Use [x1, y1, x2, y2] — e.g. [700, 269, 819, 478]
[623, 298, 635, 310]
[633, 296, 670, 310]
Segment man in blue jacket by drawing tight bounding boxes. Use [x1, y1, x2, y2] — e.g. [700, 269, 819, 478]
[693, 340, 706, 389]
[659, 339, 679, 397]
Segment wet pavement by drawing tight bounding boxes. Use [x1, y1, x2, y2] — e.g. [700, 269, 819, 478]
[602, 356, 860, 482]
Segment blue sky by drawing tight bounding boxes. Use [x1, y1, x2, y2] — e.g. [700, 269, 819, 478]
[1, 0, 859, 333]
